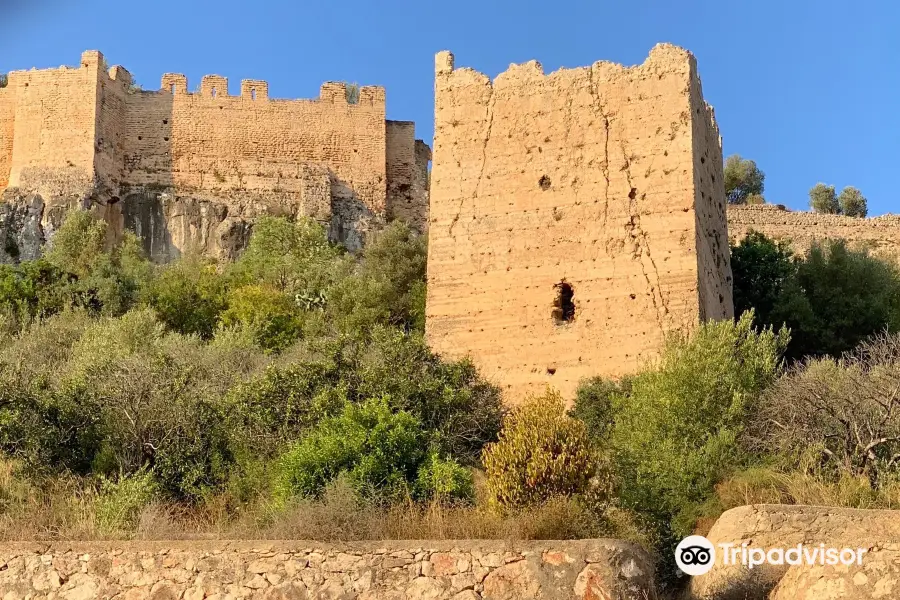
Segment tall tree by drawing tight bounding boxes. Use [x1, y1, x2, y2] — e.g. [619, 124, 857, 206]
[724, 154, 765, 204]
[838, 186, 868, 218]
[809, 183, 840, 214]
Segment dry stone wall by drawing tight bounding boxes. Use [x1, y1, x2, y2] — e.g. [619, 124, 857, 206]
[0, 539, 656, 600]
[425, 44, 732, 404]
[728, 204, 900, 264]
[0, 51, 430, 261]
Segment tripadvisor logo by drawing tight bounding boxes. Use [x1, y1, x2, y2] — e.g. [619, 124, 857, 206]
[675, 535, 716, 576]
[675, 535, 868, 576]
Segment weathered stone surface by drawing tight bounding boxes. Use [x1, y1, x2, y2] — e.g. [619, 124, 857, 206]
[729, 204, 900, 264]
[425, 44, 732, 404]
[769, 548, 900, 600]
[0, 50, 431, 264]
[0, 540, 655, 599]
[689, 504, 900, 600]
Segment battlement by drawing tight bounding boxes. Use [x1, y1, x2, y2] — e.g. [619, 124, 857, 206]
[150, 74, 385, 105]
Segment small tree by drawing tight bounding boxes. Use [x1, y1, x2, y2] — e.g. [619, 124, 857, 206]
[746, 333, 900, 488]
[838, 186, 868, 218]
[809, 183, 840, 214]
[483, 389, 594, 509]
[0, 74, 8, 89]
[724, 154, 765, 204]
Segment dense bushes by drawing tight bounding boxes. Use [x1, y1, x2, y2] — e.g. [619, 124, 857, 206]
[10, 205, 900, 593]
[0, 210, 500, 509]
[731, 231, 900, 360]
[602, 313, 787, 539]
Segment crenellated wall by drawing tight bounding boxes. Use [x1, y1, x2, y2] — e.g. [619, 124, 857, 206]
[122, 75, 388, 219]
[425, 45, 732, 403]
[0, 51, 430, 261]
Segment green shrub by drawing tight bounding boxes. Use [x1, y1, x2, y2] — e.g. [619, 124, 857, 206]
[482, 389, 594, 510]
[221, 284, 303, 352]
[42, 212, 151, 316]
[95, 468, 158, 534]
[570, 377, 630, 444]
[415, 452, 475, 501]
[273, 397, 426, 501]
[45, 210, 108, 278]
[731, 233, 900, 360]
[221, 361, 348, 458]
[0, 260, 75, 330]
[328, 221, 427, 333]
[145, 256, 226, 338]
[228, 216, 347, 296]
[609, 312, 788, 539]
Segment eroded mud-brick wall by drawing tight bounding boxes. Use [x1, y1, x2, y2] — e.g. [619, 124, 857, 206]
[426, 44, 733, 403]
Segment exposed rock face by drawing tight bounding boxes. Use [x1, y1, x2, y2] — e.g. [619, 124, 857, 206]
[688, 504, 900, 600]
[769, 547, 900, 600]
[0, 539, 656, 600]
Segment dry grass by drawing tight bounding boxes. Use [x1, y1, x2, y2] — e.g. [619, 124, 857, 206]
[0, 462, 648, 544]
[694, 466, 900, 536]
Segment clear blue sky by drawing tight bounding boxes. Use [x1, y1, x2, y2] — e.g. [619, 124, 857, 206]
[3, 0, 898, 214]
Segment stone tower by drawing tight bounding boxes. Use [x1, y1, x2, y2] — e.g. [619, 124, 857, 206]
[425, 44, 733, 403]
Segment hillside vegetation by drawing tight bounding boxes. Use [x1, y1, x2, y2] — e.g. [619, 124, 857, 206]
[4, 211, 900, 589]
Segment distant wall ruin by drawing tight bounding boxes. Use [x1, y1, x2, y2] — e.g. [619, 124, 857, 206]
[0, 51, 430, 262]
[425, 44, 733, 403]
[728, 204, 900, 263]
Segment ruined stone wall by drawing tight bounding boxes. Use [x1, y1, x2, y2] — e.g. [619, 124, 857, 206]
[4, 51, 103, 199]
[0, 539, 656, 600]
[426, 45, 731, 403]
[95, 66, 132, 196]
[0, 86, 14, 190]
[728, 204, 900, 263]
[690, 74, 733, 321]
[121, 78, 386, 219]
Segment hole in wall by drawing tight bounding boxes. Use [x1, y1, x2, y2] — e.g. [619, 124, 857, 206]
[170, 84, 175, 94]
[251, 89, 257, 100]
[552, 281, 575, 324]
[628, 188, 637, 200]
[547, 367, 557, 375]
[212, 87, 217, 98]
[164, 137, 169, 142]
[539, 175, 551, 191]
[137, 136, 142, 141]
[163, 119, 168, 125]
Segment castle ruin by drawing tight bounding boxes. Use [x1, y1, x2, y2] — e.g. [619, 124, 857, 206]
[425, 45, 734, 403]
[0, 51, 430, 262]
